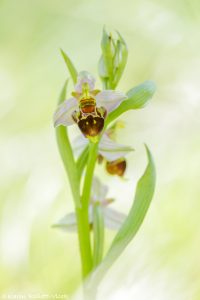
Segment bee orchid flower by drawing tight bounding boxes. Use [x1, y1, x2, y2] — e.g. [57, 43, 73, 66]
[53, 71, 127, 139]
[74, 125, 133, 176]
[53, 177, 126, 232]
[74, 132, 133, 161]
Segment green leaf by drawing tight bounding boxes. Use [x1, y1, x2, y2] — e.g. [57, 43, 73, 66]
[57, 79, 69, 105]
[76, 146, 89, 180]
[105, 80, 156, 126]
[55, 82, 81, 208]
[90, 145, 156, 283]
[60, 49, 78, 84]
[126, 80, 156, 108]
[107, 145, 155, 256]
[93, 204, 105, 268]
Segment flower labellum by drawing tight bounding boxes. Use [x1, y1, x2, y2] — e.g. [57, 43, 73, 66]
[106, 158, 126, 177]
[97, 154, 104, 164]
[72, 107, 107, 138]
[54, 71, 127, 141]
[73, 125, 133, 176]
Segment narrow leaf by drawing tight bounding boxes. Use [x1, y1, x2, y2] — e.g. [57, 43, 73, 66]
[107, 145, 156, 257]
[58, 79, 69, 105]
[126, 80, 156, 108]
[55, 82, 81, 208]
[105, 81, 156, 126]
[76, 146, 89, 180]
[56, 127, 81, 208]
[60, 49, 78, 84]
[90, 145, 156, 284]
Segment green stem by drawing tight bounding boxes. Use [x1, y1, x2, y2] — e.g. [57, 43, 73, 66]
[78, 142, 98, 278]
[76, 146, 89, 180]
[93, 204, 104, 268]
[82, 142, 98, 210]
[75, 207, 93, 278]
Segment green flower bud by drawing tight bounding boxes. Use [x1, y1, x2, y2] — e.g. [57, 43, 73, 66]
[98, 28, 128, 89]
[101, 28, 115, 77]
[113, 31, 128, 88]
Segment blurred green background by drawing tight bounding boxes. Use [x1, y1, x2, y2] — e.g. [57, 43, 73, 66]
[0, 0, 200, 299]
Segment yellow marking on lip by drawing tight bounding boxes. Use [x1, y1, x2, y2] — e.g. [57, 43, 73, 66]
[93, 120, 97, 124]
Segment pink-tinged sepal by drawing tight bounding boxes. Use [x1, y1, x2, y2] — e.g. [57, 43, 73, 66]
[96, 90, 127, 113]
[74, 71, 96, 93]
[53, 97, 77, 127]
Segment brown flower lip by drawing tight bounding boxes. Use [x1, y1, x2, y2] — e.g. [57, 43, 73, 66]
[78, 114, 105, 137]
[72, 106, 107, 137]
[106, 159, 126, 177]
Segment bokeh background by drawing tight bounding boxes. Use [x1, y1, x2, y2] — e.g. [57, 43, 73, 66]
[1, 0, 200, 299]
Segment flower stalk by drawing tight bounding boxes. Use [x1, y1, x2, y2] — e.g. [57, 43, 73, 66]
[78, 141, 98, 277]
[93, 202, 105, 268]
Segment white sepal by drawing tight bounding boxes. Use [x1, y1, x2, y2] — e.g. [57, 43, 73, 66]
[52, 213, 77, 232]
[96, 90, 127, 113]
[72, 134, 88, 156]
[103, 207, 126, 230]
[74, 71, 96, 93]
[92, 177, 109, 203]
[99, 134, 133, 161]
[53, 97, 78, 127]
[53, 211, 93, 233]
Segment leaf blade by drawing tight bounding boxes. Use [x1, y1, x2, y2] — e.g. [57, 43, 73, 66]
[60, 49, 78, 84]
[57, 79, 69, 105]
[90, 145, 156, 283]
[108, 145, 156, 256]
[76, 146, 89, 180]
[105, 81, 156, 126]
[55, 81, 81, 208]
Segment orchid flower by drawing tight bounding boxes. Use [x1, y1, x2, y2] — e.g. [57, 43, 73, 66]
[53, 71, 127, 140]
[74, 131, 133, 161]
[53, 177, 126, 232]
[73, 122, 133, 176]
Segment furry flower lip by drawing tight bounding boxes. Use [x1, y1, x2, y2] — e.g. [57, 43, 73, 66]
[106, 158, 126, 177]
[53, 71, 127, 139]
